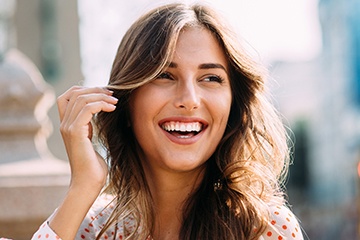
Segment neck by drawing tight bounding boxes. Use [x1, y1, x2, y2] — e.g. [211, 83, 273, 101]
[143, 164, 206, 240]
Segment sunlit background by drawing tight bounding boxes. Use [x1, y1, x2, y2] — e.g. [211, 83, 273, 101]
[77, 0, 322, 86]
[0, 0, 359, 239]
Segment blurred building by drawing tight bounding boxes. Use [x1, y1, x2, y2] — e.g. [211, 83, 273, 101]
[272, 0, 360, 239]
[0, 0, 80, 239]
[13, 0, 83, 161]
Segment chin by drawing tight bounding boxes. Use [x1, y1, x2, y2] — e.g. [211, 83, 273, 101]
[166, 159, 207, 173]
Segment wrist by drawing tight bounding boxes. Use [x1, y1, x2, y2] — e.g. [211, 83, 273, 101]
[69, 177, 105, 197]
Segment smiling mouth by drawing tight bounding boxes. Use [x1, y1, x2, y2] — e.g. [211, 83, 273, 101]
[161, 121, 204, 139]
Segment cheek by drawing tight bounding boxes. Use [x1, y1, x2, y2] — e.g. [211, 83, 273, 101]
[129, 88, 164, 134]
[218, 99, 232, 135]
[213, 92, 232, 123]
[129, 88, 152, 120]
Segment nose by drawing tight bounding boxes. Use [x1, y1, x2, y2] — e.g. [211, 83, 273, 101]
[174, 80, 200, 111]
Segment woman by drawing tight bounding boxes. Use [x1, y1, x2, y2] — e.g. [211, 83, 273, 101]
[33, 3, 303, 240]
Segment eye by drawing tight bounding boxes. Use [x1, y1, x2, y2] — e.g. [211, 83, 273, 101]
[157, 72, 174, 80]
[202, 75, 225, 83]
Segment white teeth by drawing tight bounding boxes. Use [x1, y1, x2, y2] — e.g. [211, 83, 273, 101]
[162, 121, 202, 132]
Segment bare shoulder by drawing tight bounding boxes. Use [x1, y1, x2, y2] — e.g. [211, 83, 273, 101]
[259, 205, 304, 240]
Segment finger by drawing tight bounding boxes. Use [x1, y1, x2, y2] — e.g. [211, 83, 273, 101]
[63, 93, 118, 127]
[64, 87, 114, 122]
[61, 101, 117, 140]
[57, 86, 85, 121]
[57, 86, 113, 121]
[78, 101, 117, 120]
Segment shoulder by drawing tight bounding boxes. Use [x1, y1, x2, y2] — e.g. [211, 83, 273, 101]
[76, 194, 138, 239]
[259, 205, 304, 240]
[76, 194, 117, 239]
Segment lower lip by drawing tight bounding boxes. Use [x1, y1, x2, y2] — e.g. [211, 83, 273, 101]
[161, 128, 206, 145]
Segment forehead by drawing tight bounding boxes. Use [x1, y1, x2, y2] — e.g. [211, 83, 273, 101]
[172, 26, 228, 69]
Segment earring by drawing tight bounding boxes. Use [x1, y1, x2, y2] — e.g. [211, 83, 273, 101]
[213, 179, 223, 191]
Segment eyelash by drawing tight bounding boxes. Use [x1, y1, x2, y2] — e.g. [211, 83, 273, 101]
[203, 75, 225, 83]
[157, 72, 173, 80]
[157, 72, 225, 83]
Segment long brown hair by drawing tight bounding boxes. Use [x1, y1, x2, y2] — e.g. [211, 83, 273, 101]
[95, 3, 289, 239]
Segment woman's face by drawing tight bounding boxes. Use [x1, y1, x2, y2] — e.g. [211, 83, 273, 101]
[129, 27, 232, 175]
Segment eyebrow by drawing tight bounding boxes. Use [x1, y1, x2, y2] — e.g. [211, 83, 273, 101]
[199, 63, 227, 72]
[168, 62, 228, 73]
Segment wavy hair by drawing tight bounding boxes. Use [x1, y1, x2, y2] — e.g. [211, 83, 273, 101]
[95, 3, 290, 239]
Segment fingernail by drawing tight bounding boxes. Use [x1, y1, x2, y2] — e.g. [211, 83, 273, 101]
[103, 87, 114, 93]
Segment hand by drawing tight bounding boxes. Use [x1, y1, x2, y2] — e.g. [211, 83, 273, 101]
[57, 86, 118, 191]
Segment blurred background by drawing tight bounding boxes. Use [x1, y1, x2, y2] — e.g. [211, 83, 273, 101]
[0, 0, 359, 239]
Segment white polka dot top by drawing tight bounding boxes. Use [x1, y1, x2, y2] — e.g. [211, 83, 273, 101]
[31, 194, 304, 240]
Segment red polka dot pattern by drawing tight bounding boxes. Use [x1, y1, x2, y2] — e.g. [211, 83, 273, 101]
[30, 221, 60, 240]
[30, 195, 303, 240]
[261, 205, 304, 239]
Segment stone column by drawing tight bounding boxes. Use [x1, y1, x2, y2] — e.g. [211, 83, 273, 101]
[0, 1, 70, 239]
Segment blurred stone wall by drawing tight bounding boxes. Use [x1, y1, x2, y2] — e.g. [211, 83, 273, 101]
[0, 0, 82, 239]
[14, 0, 83, 161]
